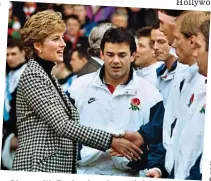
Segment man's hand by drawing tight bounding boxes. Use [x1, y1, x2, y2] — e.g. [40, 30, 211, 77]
[124, 131, 144, 147]
[111, 137, 142, 161]
[146, 168, 162, 178]
[10, 136, 18, 151]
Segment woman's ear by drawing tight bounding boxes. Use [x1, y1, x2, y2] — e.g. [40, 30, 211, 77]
[33, 42, 42, 53]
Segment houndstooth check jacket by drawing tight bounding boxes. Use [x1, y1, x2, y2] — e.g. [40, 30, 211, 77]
[12, 58, 112, 173]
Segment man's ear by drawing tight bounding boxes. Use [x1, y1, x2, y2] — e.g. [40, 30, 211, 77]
[130, 51, 136, 63]
[190, 35, 197, 49]
[81, 57, 88, 64]
[33, 42, 42, 53]
[21, 50, 26, 57]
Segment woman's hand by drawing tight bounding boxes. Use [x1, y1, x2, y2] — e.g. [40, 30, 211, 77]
[110, 137, 142, 161]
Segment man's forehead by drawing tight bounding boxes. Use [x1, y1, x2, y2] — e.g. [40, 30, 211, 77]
[151, 29, 166, 39]
[104, 42, 130, 49]
[158, 11, 176, 25]
[138, 36, 150, 43]
[7, 47, 20, 52]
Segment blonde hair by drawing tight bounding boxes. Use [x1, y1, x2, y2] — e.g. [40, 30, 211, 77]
[178, 11, 210, 38]
[20, 10, 66, 59]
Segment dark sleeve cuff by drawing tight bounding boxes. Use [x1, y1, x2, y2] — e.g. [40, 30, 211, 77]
[138, 128, 148, 145]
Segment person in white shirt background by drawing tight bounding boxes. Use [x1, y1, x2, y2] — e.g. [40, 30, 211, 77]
[69, 27, 165, 176]
[134, 26, 163, 87]
[2, 38, 27, 170]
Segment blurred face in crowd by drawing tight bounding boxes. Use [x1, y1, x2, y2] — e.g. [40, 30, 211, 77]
[135, 36, 156, 67]
[158, 11, 176, 46]
[70, 51, 87, 73]
[193, 32, 208, 76]
[63, 4, 73, 17]
[151, 29, 171, 61]
[172, 21, 193, 65]
[66, 18, 80, 36]
[34, 31, 66, 63]
[52, 62, 66, 78]
[111, 14, 128, 28]
[73, 5, 86, 22]
[101, 42, 135, 85]
[7, 47, 25, 68]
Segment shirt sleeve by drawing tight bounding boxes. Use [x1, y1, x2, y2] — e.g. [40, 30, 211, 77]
[185, 153, 202, 180]
[138, 101, 164, 144]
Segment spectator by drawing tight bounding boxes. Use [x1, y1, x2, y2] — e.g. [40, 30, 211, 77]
[71, 47, 101, 77]
[64, 14, 89, 51]
[8, 2, 21, 39]
[111, 9, 128, 28]
[62, 4, 73, 18]
[72, 4, 97, 37]
[52, 51, 77, 93]
[87, 23, 117, 66]
[86, 5, 116, 23]
[2, 38, 27, 170]
[23, 2, 37, 20]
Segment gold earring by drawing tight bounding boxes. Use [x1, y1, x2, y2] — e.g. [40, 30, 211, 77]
[39, 50, 42, 53]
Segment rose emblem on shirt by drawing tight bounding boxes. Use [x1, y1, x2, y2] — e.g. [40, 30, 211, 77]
[161, 74, 168, 79]
[129, 98, 140, 111]
[200, 104, 206, 114]
[188, 94, 194, 107]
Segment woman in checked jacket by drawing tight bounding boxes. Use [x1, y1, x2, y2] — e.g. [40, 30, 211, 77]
[12, 10, 141, 173]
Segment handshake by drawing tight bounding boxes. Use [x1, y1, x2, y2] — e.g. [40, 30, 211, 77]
[110, 131, 162, 178]
[109, 131, 144, 161]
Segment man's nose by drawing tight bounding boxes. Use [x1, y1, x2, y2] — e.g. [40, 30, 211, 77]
[113, 55, 120, 63]
[171, 39, 176, 48]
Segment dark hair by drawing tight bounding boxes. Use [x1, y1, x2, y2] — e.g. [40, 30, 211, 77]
[200, 20, 210, 51]
[64, 14, 80, 23]
[160, 9, 185, 17]
[151, 19, 160, 29]
[100, 27, 136, 55]
[136, 26, 152, 39]
[63, 51, 72, 71]
[71, 47, 91, 61]
[7, 38, 24, 51]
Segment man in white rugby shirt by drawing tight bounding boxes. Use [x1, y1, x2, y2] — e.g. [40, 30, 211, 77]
[134, 26, 163, 87]
[69, 27, 165, 176]
[191, 19, 210, 180]
[147, 11, 209, 180]
[150, 20, 188, 107]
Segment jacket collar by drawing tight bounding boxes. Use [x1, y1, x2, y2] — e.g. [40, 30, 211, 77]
[99, 64, 134, 86]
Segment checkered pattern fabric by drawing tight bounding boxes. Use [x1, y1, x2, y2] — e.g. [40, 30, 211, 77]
[12, 60, 112, 173]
